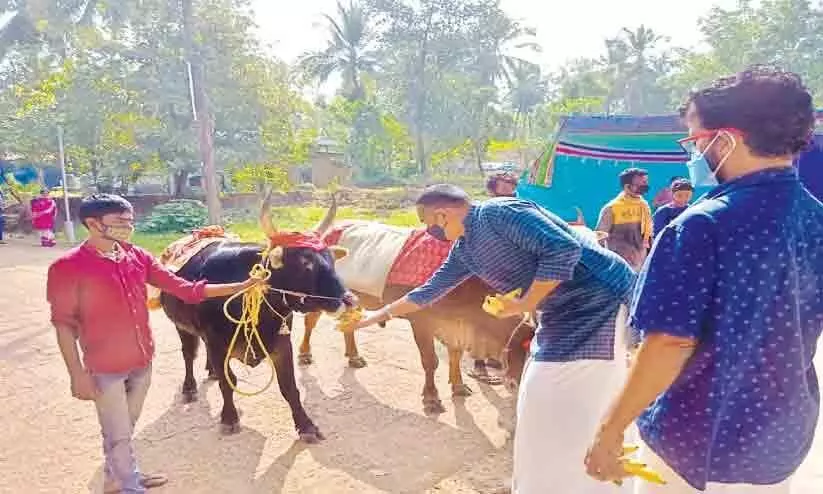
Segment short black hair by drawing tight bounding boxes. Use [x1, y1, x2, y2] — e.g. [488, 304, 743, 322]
[671, 179, 694, 192]
[682, 65, 815, 157]
[416, 184, 470, 208]
[78, 194, 133, 227]
[619, 168, 648, 187]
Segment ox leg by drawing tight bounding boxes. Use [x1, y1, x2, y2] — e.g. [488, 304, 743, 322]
[207, 342, 241, 434]
[273, 337, 324, 443]
[178, 329, 200, 403]
[203, 336, 218, 380]
[410, 321, 445, 415]
[449, 347, 473, 397]
[298, 312, 319, 366]
[344, 330, 367, 369]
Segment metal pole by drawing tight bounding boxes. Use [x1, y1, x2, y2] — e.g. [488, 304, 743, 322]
[57, 125, 75, 243]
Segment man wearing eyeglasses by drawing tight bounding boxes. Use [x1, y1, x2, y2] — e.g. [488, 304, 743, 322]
[585, 66, 823, 493]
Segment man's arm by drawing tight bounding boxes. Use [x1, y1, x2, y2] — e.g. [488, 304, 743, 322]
[596, 205, 614, 234]
[349, 250, 471, 329]
[488, 202, 583, 314]
[594, 213, 716, 439]
[141, 248, 256, 303]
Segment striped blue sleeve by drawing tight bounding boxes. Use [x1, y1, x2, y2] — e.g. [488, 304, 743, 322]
[488, 202, 582, 282]
[406, 248, 472, 307]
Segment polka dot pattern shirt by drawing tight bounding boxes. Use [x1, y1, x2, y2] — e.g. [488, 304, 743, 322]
[630, 168, 823, 490]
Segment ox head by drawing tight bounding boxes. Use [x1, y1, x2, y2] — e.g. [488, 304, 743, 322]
[258, 190, 353, 314]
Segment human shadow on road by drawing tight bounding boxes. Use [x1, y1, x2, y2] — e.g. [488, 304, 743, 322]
[84, 378, 302, 494]
[252, 366, 498, 494]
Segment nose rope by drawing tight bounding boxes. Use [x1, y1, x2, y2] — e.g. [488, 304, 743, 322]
[221, 247, 350, 397]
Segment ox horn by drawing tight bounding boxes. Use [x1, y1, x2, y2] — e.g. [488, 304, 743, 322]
[313, 191, 338, 236]
[574, 207, 585, 226]
[259, 186, 276, 239]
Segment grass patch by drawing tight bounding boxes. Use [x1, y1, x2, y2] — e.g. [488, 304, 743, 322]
[62, 205, 423, 255]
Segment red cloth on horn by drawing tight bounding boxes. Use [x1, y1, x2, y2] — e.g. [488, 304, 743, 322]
[269, 231, 327, 251]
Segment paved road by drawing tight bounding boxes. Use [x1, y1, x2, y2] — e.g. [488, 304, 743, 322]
[0, 239, 820, 493]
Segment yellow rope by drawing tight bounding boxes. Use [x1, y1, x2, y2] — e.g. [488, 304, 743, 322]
[222, 252, 280, 397]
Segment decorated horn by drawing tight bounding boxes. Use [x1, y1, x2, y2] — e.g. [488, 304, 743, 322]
[259, 187, 276, 239]
[313, 192, 338, 236]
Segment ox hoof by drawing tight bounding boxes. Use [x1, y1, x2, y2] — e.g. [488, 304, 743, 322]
[298, 352, 313, 366]
[181, 389, 198, 403]
[298, 428, 326, 444]
[220, 422, 241, 435]
[206, 371, 219, 381]
[423, 398, 446, 415]
[347, 356, 367, 368]
[451, 384, 473, 397]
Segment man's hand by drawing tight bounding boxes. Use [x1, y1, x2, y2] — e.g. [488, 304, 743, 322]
[338, 309, 382, 333]
[70, 369, 100, 401]
[584, 426, 629, 483]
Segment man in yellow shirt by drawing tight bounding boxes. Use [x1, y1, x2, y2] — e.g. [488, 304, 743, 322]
[596, 168, 653, 270]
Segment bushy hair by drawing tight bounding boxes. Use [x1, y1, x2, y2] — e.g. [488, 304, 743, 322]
[78, 194, 133, 227]
[486, 171, 518, 194]
[683, 65, 815, 157]
[416, 184, 470, 208]
[619, 168, 648, 187]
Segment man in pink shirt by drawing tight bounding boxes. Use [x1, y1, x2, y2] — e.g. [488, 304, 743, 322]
[47, 194, 259, 493]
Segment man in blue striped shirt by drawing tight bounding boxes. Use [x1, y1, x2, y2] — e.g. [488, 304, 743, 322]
[344, 185, 636, 493]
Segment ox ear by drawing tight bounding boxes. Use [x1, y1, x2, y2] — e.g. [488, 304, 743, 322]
[329, 245, 348, 262]
[267, 246, 284, 269]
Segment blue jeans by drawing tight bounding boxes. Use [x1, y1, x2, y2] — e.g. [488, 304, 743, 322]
[0, 214, 5, 241]
[93, 364, 152, 494]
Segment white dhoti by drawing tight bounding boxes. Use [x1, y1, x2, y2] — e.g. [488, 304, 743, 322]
[512, 305, 631, 494]
[635, 444, 792, 494]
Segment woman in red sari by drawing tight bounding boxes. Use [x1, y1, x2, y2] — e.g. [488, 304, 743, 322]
[31, 188, 57, 247]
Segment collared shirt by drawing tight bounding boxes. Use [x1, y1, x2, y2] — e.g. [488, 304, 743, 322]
[596, 192, 653, 270]
[630, 167, 823, 489]
[407, 198, 636, 361]
[47, 241, 207, 374]
[652, 203, 688, 237]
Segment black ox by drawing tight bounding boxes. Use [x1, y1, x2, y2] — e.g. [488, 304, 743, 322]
[159, 193, 351, 441]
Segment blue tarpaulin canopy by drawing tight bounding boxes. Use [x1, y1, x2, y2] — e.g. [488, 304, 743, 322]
[519, 111, 823, 224]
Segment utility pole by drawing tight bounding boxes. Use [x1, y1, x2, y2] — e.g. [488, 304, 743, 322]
[181, 0, 221, 224]
[57, 125, 75, 243]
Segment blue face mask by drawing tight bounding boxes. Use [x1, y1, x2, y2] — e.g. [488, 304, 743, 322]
[427, 224, 448, 241]
[686, 152, 719, 187]
[685, 131, 736, 188]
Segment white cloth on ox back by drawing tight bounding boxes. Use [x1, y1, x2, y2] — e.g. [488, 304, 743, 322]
[332, 221, 413, 299]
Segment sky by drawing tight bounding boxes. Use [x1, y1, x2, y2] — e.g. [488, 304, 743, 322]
[250, 0, 739, 69]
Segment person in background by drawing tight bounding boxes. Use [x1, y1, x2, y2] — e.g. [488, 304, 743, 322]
[31, 188, 58, 247]
[0, 188, 6, 245]
[585, 66, 823, 493]
[595, 168, 653, 270]
[342, 185, 636, 494]
[47, 194, 262, 494]
[486, 171, 518, 197]
[652, 176, 683, 208]
[651, 179, 693, 236]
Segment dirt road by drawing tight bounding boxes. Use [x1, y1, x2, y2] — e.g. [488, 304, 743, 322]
[0, 240, 820, 493]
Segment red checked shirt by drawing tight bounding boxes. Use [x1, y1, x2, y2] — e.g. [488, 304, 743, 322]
[46, 241, 207, 374]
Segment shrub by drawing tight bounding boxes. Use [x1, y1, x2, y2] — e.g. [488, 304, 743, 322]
[136, 199, 208, 233]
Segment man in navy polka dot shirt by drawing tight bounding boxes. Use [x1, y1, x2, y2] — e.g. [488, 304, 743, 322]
[585, 65, 823, 493]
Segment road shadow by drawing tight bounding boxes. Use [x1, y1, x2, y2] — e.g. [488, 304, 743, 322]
[251, 366, 497, 494]
[84, 378, 301, 494]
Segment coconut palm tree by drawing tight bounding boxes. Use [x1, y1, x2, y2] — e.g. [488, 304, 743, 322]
[298, 1, 377, 101]
[603, 25, 670, 114]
